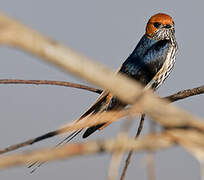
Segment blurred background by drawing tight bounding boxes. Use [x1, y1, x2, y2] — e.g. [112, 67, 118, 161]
[0, 0, 203, 179]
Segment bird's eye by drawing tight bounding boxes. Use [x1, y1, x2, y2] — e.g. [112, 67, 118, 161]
[153, 22, 161, 28]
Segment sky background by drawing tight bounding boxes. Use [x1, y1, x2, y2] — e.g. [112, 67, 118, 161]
[0, 0, 203, 179]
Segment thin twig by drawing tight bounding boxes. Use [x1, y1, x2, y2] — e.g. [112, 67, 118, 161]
[166, 85, 204, 102]
[120, 114, 145, 180]
[0, 79, 203, 102]
[108, 152, 124, 180]
[0, 79, 102, 94]
[146, 153, 156, 180]
[200, 162, 204, 180]
[146, 121, 156, 180]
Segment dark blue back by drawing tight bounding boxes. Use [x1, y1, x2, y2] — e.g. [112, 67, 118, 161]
[119, 35, 170, 86]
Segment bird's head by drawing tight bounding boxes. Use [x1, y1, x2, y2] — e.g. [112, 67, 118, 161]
[146, 13, 175, 40]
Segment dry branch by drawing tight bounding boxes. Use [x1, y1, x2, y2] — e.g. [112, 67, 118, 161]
[166, 85, 204, 102]
[146, 153, 156, 180]
[0, 79, 203, 102]
[0, 79, 102, 94]
[167, 129, 204, 150]
[108, 152, 124, 180]
[0, 79, 204, 102]
[0, 129, 203, 170]
[0, 133, 174, 169]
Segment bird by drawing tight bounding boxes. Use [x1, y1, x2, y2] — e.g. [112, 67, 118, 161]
[82, 12, 178, 137]
[29, 12, 178, 172]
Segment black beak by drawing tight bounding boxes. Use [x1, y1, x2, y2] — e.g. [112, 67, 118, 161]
[165, 24, 172, 29]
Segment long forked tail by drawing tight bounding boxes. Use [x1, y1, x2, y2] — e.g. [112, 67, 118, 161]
[28, 90, 109, 173]
[29, 122, 106, 173]
[28, 130, 82, 173]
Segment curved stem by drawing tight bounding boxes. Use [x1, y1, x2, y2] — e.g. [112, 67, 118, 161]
[0, 79, 102, 94]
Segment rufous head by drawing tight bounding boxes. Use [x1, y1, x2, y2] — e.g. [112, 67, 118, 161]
[146, 13, 175, 40]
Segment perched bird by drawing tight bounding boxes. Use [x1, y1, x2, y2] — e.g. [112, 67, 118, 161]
[29, 12, 178, 172]
[82, 12, 178, 137]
